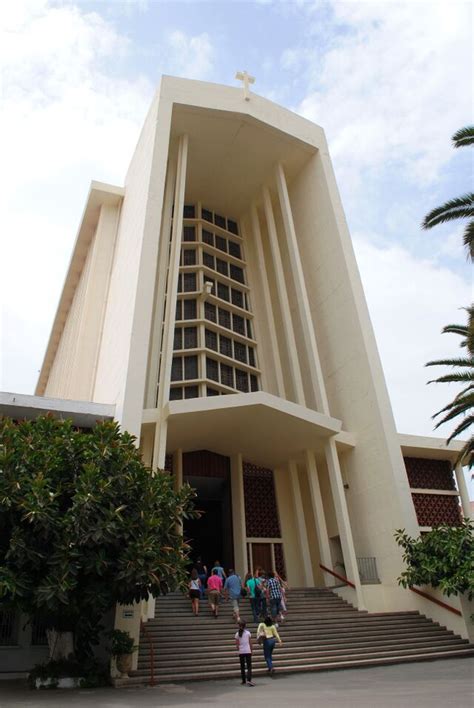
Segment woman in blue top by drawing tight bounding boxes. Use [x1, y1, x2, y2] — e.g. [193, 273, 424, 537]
[211, 560, 227, 580]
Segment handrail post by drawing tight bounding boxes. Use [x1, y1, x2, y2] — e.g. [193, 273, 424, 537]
[140, 619, 156, 686]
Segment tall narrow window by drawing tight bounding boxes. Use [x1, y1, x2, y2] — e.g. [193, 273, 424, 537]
[183, 249, 196, 266]
[218, 308, 231, 329]
[227, 220, 238, 235]
[220, 363, 234, 388]
[183, 226, 196, 242]
[216, 258, 228, 277]
[174, 328, 183, 350]
[236, 369, 249, 392]
[184, 327, 198, 349]
[171, 357, 183, 382]
[183, 272, 196, 292]
[205, 302, 217, 323]
[219, 335, 232, 358]
[202, 229, 214, 246]
[183, 299, 197, 319]
[228, 240, 241, 258]
[206, 357, 219, 381]
[205, 329, 218, 351]
[214, 213, 226, 230]
[184, 356, 198, 380]
[230, 264, 244, 283]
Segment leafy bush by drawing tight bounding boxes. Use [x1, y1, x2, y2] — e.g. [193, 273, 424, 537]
[395, 519, 474, 599]
[107, 629, 136, 657]
[0, 416, 198, 658]
[27, 656, 110, 689]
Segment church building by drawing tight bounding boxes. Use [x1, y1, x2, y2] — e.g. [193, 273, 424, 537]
[1, 75, 472, 674]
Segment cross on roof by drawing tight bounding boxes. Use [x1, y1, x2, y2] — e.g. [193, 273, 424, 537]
[235, 70, 255, 101]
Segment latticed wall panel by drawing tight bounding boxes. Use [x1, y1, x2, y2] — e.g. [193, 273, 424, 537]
[412, 493, 462, 527]
[243, 463, 281, 538]
[274, 543, 287, 580]
[404, 457, 455, 490]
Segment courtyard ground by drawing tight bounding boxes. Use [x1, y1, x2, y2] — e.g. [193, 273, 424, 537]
[0, 658, 473, 708]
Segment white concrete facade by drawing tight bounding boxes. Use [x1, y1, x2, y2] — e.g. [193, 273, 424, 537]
[33, 76, 470, 648]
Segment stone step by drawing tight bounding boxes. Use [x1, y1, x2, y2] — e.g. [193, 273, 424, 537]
[146, 616, 437, 632]
[139, 641, 470, 670]
[126, 647, 474, 685]
[138, 631, 460, 656]
[134, 588, 473, 687]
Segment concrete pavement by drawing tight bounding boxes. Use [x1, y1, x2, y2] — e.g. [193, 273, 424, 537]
[0, 658, 473, 707]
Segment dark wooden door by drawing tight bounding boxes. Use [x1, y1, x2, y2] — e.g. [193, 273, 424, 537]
[252, 543, 272, 574]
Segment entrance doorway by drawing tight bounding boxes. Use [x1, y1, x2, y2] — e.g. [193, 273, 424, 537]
[182, 451, 234, 572]
[251, 543, 272, 574]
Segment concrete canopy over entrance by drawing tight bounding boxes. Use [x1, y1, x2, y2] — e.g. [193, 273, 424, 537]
[151, 391, 354, 468]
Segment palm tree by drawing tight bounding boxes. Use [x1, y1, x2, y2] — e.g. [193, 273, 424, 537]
[426, 305, 474, 467]
[422, 126, 474, 262]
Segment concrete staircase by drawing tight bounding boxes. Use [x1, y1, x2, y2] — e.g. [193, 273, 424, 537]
[130, 588, 474, 684]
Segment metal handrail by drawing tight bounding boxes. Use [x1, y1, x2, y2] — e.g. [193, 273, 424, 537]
[319, 564, 356, 589]
[140, 620, 156, 686]
[410, 587, 462, 617]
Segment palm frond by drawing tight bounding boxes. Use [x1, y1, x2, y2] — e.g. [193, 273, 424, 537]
[422, 193, 474, 229]
[452, 126, 474, 148]
[426, 357, 473, 368]
[463, 219, 474, 262]
[445, 415, 474, 441]
[427, 372, 474, 385]
[441, 324, 469, 337]
[431, 392, 474, 418]
[433, 401, 474, 426]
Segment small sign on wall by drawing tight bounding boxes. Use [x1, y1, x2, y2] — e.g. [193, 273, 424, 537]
[122, 609, 134, 619]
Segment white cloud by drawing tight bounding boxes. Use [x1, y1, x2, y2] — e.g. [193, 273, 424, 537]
[167, 30, 215, 81]
[354, 234, 472, 437]
[0, 2, 219, 394]
[294, 1, 472, 185]
[0, 1, 154, 391]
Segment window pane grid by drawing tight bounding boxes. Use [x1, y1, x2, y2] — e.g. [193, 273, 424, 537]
[205, 329, 218, 351]
[184, 327, 198, 349]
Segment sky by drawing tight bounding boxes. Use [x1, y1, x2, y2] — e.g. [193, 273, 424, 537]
[1, 0, 472, 449]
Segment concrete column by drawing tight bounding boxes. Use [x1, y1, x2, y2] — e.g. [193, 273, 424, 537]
[325, 438, 364, 608]
[145, 149, 177, 408]
[275, 162, 329, 414]
[262, 187, 305, 406]
[152, 134, 189, 469]
[249, 205, 285, 398]
[288, 460, 314, 586]
[173, 449, 183, 536]
[304, 449, 333, 586]
[230, 453, 248, 577]
[455, 462, 471, 520]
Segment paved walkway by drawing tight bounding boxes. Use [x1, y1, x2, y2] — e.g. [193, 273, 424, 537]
[1, 659, 473, 708]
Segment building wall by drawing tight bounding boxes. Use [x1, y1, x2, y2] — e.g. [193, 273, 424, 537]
[287, 149, 419, 587]
[44, 203, 121, 402]
[93, 93, 162, 413]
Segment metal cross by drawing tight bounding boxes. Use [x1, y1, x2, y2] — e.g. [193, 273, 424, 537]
[235, 70, 255, 101]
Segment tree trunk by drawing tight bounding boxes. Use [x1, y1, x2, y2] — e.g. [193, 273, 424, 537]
[46, 629, 74, 660]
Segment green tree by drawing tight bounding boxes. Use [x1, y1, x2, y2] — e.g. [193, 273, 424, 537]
[422, 126, 474, 262]
[426, 305, 474, 467]
[395, 520, 474, 600]
[0, 415, 197, 659]
[422, 126, 474, 465]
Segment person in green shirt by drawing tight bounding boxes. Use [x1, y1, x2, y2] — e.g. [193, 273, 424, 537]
[257, 615, 282, 674]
